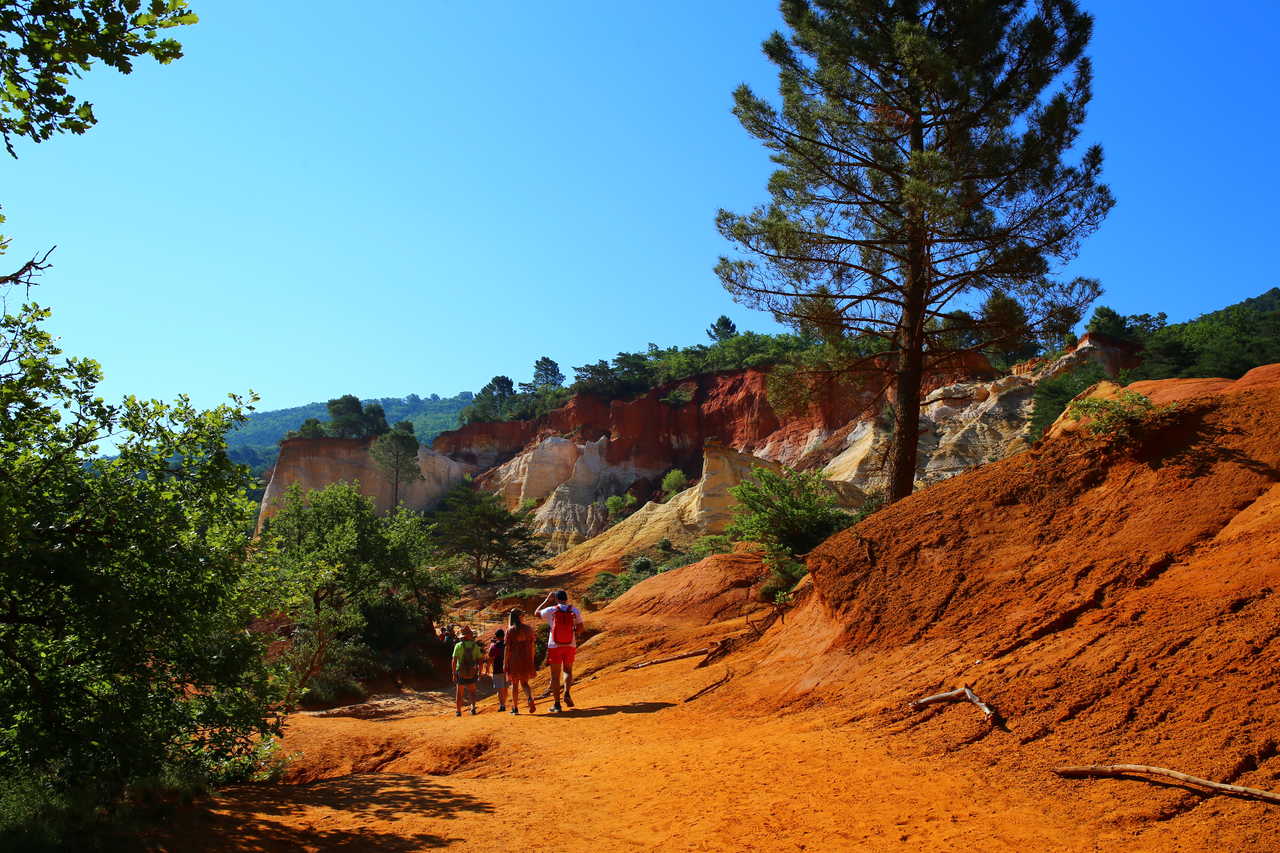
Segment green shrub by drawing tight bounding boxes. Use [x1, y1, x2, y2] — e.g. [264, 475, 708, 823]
[1029, 362, 1106, 439]
[657, 537, 673, 552]
[1067, 390, 1170, 442]
[661, 468, 689, 498]
[631, 555, 654, 574]
[660, 386, 694, 408]
[727, 466, 852, 557]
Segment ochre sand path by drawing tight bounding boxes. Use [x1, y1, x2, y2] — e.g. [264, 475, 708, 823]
[159, 653, 1247, 852]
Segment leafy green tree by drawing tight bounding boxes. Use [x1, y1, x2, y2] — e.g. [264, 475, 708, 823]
[0, 271, 281, 823]
[324, 394, 388, 439]
[287, 416, 326, 439]
[520, 356, 564, 393]
[432, 484, 546, 584]
[256, 483, 455, 703]
[660, 468, 689, 498]
[369, 421, 422, 507]
[0, 0, 199, 157]
[716, 0, 1112, 502]
[707, 315, 738, 342]
[979, 290, 1039, 367]
[727, 466, 852, 560]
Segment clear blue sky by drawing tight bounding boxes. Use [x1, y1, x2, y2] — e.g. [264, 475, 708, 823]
[6, 1, 1278, 413]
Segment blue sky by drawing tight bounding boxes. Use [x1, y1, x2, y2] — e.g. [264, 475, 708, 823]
[5, 1, 1278, 413]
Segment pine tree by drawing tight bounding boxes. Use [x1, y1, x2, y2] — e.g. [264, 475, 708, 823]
[369, 421, 423, 507]
[717, 0, 1113, 502]
[707, 315, 738, 342]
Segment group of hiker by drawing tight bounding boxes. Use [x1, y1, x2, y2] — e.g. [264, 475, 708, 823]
[450, 589, 583, 717]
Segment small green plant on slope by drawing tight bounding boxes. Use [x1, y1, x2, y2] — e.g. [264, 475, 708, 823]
[727, 467, 854, 600]
[661, 468, 689, 499]
[1067, 390, 1173, 443]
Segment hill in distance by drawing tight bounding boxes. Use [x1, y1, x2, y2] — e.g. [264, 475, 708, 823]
[225, 392, 474, 476]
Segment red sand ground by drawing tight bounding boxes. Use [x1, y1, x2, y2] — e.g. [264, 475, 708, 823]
[154, 369, 1280, 851]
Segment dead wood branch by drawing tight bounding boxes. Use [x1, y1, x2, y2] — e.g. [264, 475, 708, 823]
[1052, 764, 1280, 805]
[623, 647, 711, 671]
[684, 669, 734, 703]
[909, 684, 1003, 725]
[696, 637, 738, 668]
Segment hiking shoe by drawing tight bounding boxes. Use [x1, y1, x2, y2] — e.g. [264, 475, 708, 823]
[470, 706, 477, 716]
[551, 703, 563, 714]
[498, 704, 506, 712]
[511, 707, 519, 715]
[455, 710, 461, 717]
[563, 691, 575, 708]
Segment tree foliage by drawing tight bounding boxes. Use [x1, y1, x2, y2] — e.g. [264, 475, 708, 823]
[255, 483, 456, 705]
[706, 315, 738, 342]
[727, 466, 852, 559]
[0, 0, 199, 156]
[369, 421, 422, 507]
[431, 484, 546, 584]
[716, 0, 1112, 501]
[0, 268, 281, 825]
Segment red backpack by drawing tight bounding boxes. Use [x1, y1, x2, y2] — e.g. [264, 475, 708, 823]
[551, 606, 576, 645]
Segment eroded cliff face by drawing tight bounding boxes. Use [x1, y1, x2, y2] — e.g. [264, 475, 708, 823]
[257, 438, 474, 529]
[428, 337, 1132, 551]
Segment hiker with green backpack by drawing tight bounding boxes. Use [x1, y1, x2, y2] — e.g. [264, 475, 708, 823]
[452, 625, 484, 717]
[537, 589, 584, 713]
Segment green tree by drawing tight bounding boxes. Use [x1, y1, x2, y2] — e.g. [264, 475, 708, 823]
[0, 270, 281, 824]
[707, 315, 738, 342]
[369, 420, 422, 507]
[432, 484, 546, 584]
[727, 466, 852, 558]
[716, 0, 1112, 502]
[0, 0, 198, 157]
[660, 468, 689, 498]
[256, 483, 455, 703]
[522, 356, 565, 392]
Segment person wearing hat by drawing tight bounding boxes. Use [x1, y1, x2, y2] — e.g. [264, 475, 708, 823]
[451, 625, 483, 716]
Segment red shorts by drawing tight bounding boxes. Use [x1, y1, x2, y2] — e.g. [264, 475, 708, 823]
[546, 646, 576, 667]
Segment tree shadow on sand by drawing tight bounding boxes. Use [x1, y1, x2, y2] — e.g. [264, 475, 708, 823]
[164, 774, 493, 851]
[556, 701, 675, 718]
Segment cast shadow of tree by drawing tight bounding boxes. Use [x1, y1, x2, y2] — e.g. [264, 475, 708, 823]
[177, 774, 493, 851]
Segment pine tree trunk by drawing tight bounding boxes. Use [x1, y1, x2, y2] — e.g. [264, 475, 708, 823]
[887, 102, 930, 504]
[887, 287, 925, 503]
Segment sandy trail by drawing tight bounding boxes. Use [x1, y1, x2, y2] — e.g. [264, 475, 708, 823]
[160, 655, 1154, 852]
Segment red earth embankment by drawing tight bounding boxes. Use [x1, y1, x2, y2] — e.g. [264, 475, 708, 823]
[733, 369, 1280, 846]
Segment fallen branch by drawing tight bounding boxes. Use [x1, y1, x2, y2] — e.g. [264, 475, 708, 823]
[623, 647, 711, 671]
[696, 638, 737, 668]
[1053, 764, 1280, 806]
[684, 669, 734, 703]
[909, 684, 1002, 724]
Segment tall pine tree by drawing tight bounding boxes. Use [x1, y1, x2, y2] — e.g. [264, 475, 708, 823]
[717, 0, 1112, 502]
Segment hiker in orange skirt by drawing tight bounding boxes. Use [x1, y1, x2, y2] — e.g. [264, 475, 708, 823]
[503, 608, 537, 715]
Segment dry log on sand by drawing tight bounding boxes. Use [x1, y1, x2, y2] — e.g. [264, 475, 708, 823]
[1053, 764, 1280, 805]
[909, 684, 1000, 721]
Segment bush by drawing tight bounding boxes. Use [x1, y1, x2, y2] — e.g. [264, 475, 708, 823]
[1067, 390, 1170, 443]
[727, 467, 852, 557]
[661, 468, 689, 498]
[659, 386, 694, 408]
[631, 555, 654, 574]
[1029, 362, 1107, 439]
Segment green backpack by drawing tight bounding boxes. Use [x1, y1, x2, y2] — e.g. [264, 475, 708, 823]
[455, 640, 482, 679]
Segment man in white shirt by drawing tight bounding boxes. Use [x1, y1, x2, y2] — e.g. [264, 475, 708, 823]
[537, 589, 584, 713]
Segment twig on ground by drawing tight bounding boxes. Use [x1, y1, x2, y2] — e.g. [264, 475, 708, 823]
[623, 647, 710, 671]
[1052, 764, 1280, 805]
[684, 669, 734, 703]
[909, 684, 1004, 726]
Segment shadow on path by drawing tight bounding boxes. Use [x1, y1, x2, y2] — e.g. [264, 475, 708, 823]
[156, 774, 492, 851]
[556, 701, 676, 718]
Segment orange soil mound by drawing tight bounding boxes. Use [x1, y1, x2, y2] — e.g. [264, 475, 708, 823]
[603, 550, 767, 626]
[740, 374, 1280, 846]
